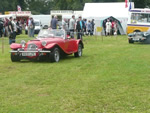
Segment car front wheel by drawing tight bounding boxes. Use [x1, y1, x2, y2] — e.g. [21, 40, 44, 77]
[49, 47, 60, 62]
[74, 44, 82, 57]
[11, 53, 20, 62]
[129, 39, 134, 44]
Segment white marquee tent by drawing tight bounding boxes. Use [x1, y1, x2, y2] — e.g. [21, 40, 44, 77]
[82, 2, 134, 34]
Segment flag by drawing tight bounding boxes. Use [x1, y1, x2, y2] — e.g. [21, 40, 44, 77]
[17, 5, 21, 11]
[129, 0, 132, 11]
[125, 0, 128, 8]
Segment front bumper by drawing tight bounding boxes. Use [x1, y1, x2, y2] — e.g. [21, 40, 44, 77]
[128, 37, 146, 42]
[34, 29, 40, 34]
[10, 50, 51, 57]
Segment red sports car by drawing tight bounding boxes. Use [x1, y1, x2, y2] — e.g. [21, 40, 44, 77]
[10, 29, 84, 62]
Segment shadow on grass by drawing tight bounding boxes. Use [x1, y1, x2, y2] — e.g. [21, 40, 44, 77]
[130, 42, 150, 45]
[18, 55, 88, 64]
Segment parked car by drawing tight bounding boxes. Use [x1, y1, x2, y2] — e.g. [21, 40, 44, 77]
[10, 29, 84, 62]
[25, 19, 42, 34]
[43, 25, 49, 29]
[128, 30, 150, 43]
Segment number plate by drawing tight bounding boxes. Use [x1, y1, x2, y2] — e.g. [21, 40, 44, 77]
[22, 52, 36, 56]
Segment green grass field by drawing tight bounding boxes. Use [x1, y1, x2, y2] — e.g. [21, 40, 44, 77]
[0, 34, 150, 113]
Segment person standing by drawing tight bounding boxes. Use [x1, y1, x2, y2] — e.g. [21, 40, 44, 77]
[76, 16, 84, 40]
[0, 19, 3, 38]
[87, 20, 92, 36]
[69, 15, 76, 38]
[51, 15, 58, 29]
[30, 18, 35, 37]
[4, 18, 9, 37]
[62, 18, 68, 31]
[106, 19, 112, 36]
[83, 19, 87, 35]
[28, 17, 31, 37]
[12, 18, 17, 43]
[91, 19, 95, 35]
[8, 17, 14, 44]
[103, 20, 106, 36]
[113, 20, 118, 35]
[111, 19, 115, 35]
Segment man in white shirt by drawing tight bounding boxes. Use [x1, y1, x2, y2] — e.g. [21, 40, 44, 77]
[69, 15, 75, 38]
[62, 18, 68, 31]
[106, 19, 112, 36]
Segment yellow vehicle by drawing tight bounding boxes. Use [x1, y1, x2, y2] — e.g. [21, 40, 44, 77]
[127, 8, 150, 34]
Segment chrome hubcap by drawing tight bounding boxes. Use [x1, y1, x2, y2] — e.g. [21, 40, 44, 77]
[54, 51, 59, 62]
[78, 46, 82, 56]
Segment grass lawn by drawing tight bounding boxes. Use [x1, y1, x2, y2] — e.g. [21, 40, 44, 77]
[0, 34, 150, 113]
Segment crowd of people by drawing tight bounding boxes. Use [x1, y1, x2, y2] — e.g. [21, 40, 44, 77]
[0, 15, 119, 45]
[0, 16, 36, 44]
[103, 17, 118, 36]
[50, 15, 95, 40]
[0, 17, 23, 44]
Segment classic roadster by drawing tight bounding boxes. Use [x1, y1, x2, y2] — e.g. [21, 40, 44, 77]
[128, 30, 150, 44]
[10, 29, 84, 62]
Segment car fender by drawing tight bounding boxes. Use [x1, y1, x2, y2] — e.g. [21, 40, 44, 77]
[44, 43, 58, 49]
[76, 39, 84, 49]
[10, 43, 22, 50]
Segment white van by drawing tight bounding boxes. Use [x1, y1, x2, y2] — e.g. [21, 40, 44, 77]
[25, 19, 42, 34]
[34, 19, 42, 34]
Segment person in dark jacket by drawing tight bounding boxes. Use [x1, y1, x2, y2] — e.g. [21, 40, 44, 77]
[91, 19, 95, 35]
[0, 19, 4, 38]
[8, 17, 14, 44]
[103, 20, 106, 36]
[76, 16, 84, 40]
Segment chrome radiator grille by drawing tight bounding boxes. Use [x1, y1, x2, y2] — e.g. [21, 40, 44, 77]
[27, 44, 37, 51]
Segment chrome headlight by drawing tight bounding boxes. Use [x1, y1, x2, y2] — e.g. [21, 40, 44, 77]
[42, 41, 47, 46]
[21, 40, 26, 48]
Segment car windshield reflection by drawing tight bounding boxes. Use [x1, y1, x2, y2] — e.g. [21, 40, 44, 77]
[37, 29, 65, 38]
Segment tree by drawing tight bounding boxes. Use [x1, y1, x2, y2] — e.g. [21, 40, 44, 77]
[0, 0, 150, 14]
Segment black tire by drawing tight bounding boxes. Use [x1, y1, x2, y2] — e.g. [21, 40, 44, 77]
[11, 53, 20, 62]
[49, 47, 60, 62]
[25, 30, 28, 35]
[129, 39, 134, 44]
[74, 44, 82, 57]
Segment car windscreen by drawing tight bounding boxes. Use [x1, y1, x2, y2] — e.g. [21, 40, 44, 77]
[35, 22, 40, 26]
[37, 29, 65, 38]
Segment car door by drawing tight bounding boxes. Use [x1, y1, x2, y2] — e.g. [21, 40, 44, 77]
[66, 38, 77, 53]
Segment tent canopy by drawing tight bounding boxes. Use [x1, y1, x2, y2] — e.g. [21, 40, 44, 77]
[100, 16, 125, 35]
[82, 2, 134, 34]
[83, 2, 134, 19]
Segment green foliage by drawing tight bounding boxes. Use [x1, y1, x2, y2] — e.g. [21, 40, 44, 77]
[0, 0, 150, 14]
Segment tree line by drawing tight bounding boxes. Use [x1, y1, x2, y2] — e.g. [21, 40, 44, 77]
[0, 0, 150, 14]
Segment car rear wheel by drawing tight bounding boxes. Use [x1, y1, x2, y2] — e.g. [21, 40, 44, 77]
[25, 30, 28, 35]
[49, 47, 60, 62]
[74, 44, 82, 57]
[11, 53, 20, 62]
